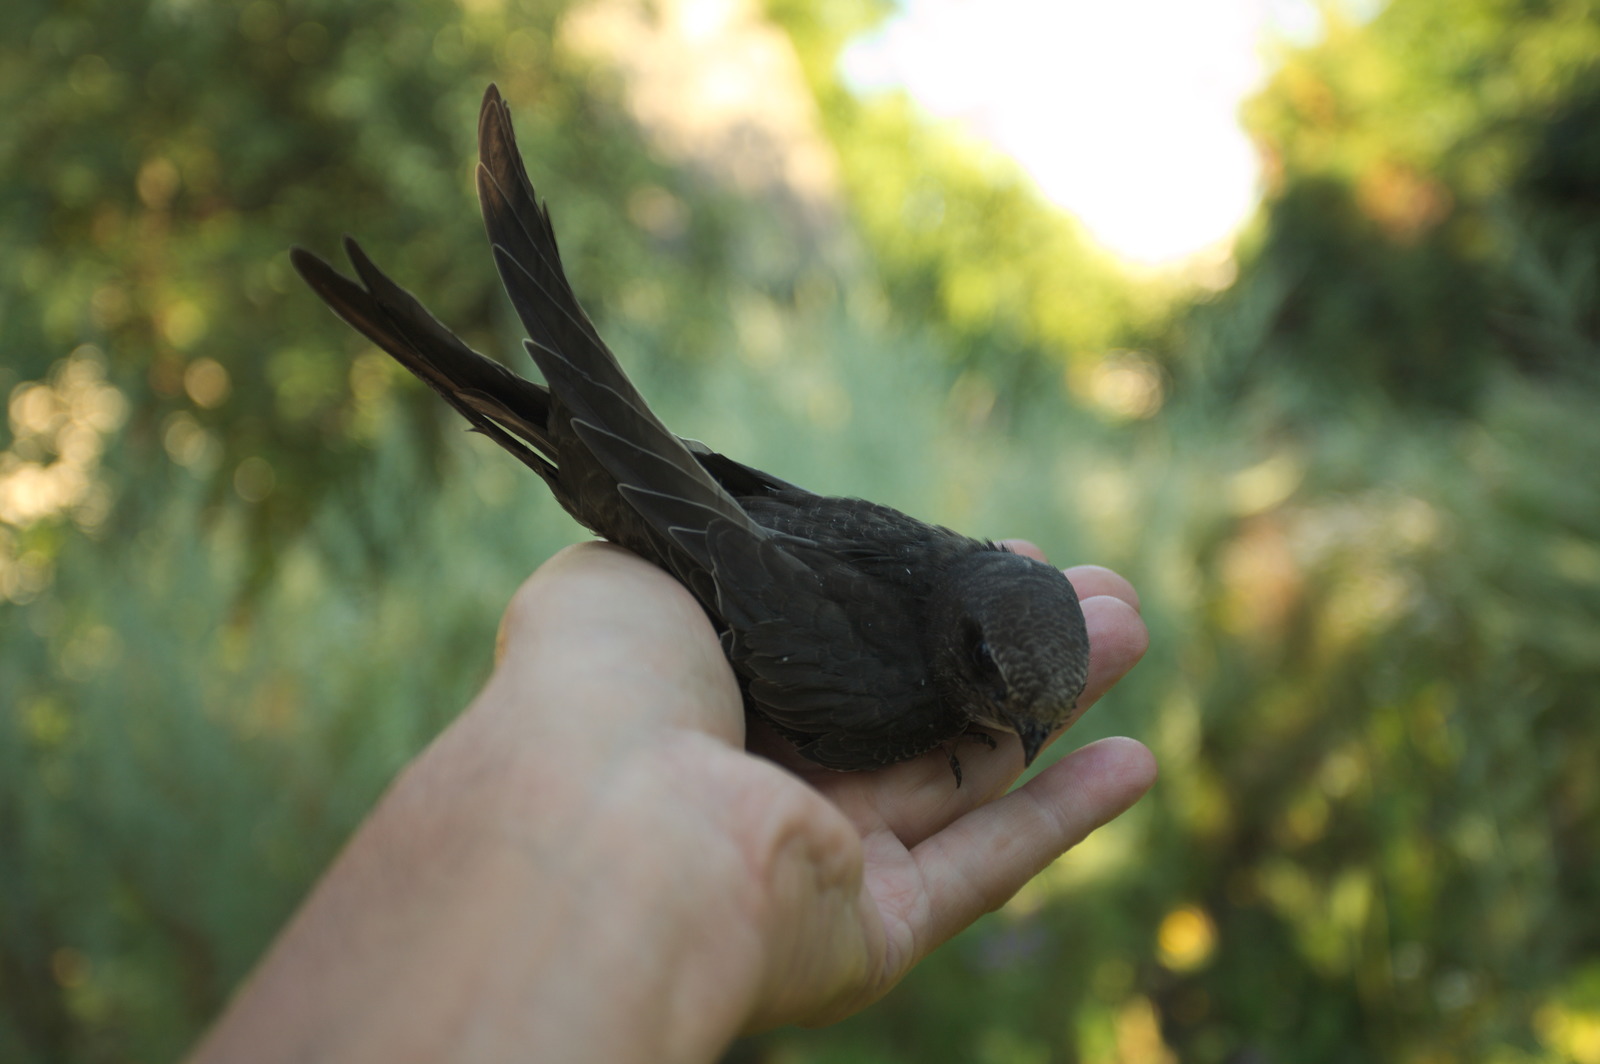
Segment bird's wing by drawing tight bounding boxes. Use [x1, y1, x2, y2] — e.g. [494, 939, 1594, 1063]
[473, 84, 767, 561]
[289, 241, 560, 485]
[682, 442, 805, 498]
[705, 523, 965, 769]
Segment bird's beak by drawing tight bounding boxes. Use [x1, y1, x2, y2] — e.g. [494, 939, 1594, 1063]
[1016, 720, 1054, 767]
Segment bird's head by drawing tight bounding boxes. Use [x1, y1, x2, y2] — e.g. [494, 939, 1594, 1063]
[926, 548, 1091, 767]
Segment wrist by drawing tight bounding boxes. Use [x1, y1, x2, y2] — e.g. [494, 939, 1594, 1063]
[192, 712, 767, 1064]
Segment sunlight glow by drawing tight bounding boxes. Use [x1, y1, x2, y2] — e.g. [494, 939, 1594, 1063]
[842, 0, 1328, 266]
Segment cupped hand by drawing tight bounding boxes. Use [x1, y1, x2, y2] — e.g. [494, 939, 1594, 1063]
[488, 540, 1155, 1034]
[191, 540, 1153, 1064]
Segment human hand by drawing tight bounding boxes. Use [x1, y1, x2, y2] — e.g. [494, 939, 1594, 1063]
[486, 541, 1154, 1034]
[190, 541, 1153, 1064]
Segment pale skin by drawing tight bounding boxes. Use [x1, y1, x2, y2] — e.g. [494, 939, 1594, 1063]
[189, 539, 1156, 1064]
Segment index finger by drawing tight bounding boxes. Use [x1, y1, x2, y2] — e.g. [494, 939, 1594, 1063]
[997, 540, 1140, 612]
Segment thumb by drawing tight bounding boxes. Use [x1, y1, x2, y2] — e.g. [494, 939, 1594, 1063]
[491, 542, 744, 742]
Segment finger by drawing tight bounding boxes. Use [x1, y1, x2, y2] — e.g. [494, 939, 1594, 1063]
[1064, 564, 1141, 613]
[1064, 595, 1150, 717]
[491, 542, 744, 741]
[997, 544, 1141, 615]
[820, 593, 1149, 845]
[891, 736, 1157, 961]
[997, 538, 1047, 562]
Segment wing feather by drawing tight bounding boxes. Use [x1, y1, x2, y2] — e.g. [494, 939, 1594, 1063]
[703, 523, 963, 764]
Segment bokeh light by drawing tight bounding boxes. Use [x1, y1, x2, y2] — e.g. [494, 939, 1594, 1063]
[843, 0, 1346, 265]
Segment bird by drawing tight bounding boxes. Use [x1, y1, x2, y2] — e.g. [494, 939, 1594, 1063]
[290, 84, 1089, 782]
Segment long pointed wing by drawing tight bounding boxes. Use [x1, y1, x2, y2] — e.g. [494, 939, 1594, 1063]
[472, 84, 766, 564]
[289, 240, 559, 484]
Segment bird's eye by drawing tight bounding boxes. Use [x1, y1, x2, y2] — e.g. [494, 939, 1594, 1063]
[973, 638, 999, 678]
[969, 635, 1008, 703]
[962, 620, 1005, 700]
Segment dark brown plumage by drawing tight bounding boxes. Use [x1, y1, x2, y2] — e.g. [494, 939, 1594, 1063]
[290, 85, 1090, 780]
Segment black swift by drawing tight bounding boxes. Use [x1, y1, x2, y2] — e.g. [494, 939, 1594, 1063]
[291, 85, 1090, 780]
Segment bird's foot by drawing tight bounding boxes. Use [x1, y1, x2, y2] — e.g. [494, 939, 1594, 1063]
[941, 728, 1001, 787]
[960, 726, 999, 751]
[943, 748, 965, 787]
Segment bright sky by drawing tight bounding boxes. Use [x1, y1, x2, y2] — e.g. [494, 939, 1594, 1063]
[841, 0, 1330, 266]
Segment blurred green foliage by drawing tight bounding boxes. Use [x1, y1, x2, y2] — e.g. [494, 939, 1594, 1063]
[3, 0, 1598, 1062]
[1214, 0, 1600, 409]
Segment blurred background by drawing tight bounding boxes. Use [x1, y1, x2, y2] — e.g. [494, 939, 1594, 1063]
[3, 0, 1598, 1060]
